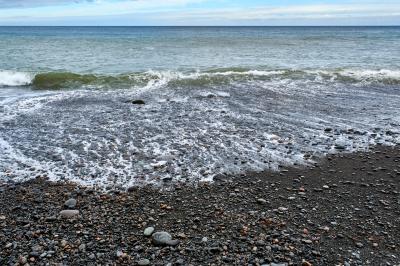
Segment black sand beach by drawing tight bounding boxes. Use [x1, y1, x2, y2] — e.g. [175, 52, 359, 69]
[1, 145, 399, 265]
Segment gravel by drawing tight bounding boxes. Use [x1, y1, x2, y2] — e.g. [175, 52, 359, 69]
[0, 145, 399, 265]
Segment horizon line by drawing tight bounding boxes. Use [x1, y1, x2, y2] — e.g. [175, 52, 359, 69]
[1, 25, 399, 27]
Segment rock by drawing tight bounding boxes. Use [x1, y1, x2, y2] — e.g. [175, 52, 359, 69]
[59, 210, 79, 219]
[202, 237, 208, 242]
[78, 244, 86, 252]
[0, 215, 5, 220]
[64, 198, 77, 208]
[138, 259, 150, 265]
[116, 250, 127, 258]
[144, 227, 155, 237]
[322, 185, 329, 189]
[355, 242, 364, 248]
[278, 207, 288, 212]
[18, 256, 27, 264]
[129, 100, 145, 105]
[257, 198, 267, 204]
[152, 231, 180, 246]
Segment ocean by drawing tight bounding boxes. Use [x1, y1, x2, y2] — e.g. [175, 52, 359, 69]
[0, 26, 399, 189]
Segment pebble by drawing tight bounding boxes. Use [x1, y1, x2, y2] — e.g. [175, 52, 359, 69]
[355, 242, 364, 248]
[64, 198, 77, 208]
[138, 259, 150, 265]
[59, 210, 79, 219]
[19, 256, 27, 264]
[152, 231, 180, 246]
[144, 227, 155, 237]
[257, 198, 267, 204]
[78, 244, 86, 251]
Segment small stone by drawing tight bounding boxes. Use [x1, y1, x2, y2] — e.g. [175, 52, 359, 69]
[60, 240, 68, 247]
[372, 243, 378, 247]
[0, 215, 5, 220]
[257, 198, 267, 204]
[302, 260, 312, 266]
[323, 185, 329, 189]
[138, 259, 150, 265]
[355, 242, 364, 248]
[18, 256, 27, 264]
[116, 251, 127, 258]
[278, 207, 288, 212]
[144, 227, 155, 237]
[78, 244, 86, 251]
[177, 233, 187, 238]
[59, 210, 79, 219]
[5, 243, 12, 248]
[202, 237, 208, 242]
[320, 226, 330, 232]
[64, 198, 77, 208]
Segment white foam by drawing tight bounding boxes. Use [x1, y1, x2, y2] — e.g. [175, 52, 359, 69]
[0, 71, 33, 87]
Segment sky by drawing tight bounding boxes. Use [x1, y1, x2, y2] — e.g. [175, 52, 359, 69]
[0, 0, 399, 26]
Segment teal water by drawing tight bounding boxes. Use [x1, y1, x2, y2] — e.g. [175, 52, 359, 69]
[0, 27, 399, 188]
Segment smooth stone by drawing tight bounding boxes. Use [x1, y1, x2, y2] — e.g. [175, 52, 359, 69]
[144, 227, 155, 237]
[257, 198, 267, 204]
[152, 231, 180, 246]
[138, 259, 150, 265]
[129, 100, 145, 105]
[59, 210, 79, 219]
[64, 198, 77, 208]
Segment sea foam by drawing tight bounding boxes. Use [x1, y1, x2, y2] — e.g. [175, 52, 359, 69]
[0, 71, 33, 87]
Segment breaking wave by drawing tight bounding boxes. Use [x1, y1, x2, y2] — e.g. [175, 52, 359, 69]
[1, 68, 400, 90]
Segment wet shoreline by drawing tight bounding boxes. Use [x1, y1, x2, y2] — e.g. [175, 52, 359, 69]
[0, 145, 399, 265]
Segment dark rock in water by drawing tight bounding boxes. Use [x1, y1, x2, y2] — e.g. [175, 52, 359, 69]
[128, 100, 145, 105]
[152, 231, 180, 246]
[335, 145, 346, 150]
[64, 198, 77, 208]
[324, 128, 333, 132]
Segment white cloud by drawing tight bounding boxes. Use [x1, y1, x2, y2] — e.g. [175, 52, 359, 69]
[0, 1, 399, 25]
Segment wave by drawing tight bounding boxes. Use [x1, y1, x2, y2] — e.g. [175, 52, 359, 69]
[1, 68, 400, 90]
[0, 71, 33, 87]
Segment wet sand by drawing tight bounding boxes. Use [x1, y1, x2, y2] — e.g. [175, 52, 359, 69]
[0, 145, 399, 265]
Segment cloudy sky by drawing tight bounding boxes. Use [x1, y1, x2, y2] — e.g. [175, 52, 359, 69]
[0, 0, 399, 26]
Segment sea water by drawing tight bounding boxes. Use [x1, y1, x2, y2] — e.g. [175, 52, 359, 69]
[0, 26, 399, 188]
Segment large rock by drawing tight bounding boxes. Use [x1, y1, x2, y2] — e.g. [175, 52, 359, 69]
[152, 232, 180, 246]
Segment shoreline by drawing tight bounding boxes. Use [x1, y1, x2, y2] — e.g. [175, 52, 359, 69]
[1, 145, 399, 265]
